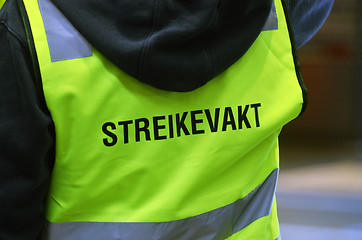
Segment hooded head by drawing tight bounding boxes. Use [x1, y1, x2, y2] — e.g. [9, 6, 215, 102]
[51, 0, 272, 91]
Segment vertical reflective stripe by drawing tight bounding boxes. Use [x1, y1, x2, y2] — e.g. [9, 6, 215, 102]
[38, 0, 92, 62]
[262, 0, 278, 31]
[44, 169, 279, 240]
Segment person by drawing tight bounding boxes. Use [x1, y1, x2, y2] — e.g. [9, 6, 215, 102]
[0, 0, 333, 239]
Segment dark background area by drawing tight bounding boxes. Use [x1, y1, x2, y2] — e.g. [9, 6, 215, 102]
[279, 0, 362, 168]
[277, 2, 362, 238]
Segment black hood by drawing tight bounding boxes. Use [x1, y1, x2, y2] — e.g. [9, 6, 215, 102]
[51, 0, 272, 92]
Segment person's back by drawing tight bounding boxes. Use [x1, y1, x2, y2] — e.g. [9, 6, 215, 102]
[0, 0, 333, 239]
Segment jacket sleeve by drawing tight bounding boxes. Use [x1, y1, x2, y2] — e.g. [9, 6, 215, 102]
[0, 1, 54, 239]
[286, 0, 334, 48]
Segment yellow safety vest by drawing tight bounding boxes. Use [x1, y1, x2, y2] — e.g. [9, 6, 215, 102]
[22, 0, 306, 239]
[0, 0, 5, 9]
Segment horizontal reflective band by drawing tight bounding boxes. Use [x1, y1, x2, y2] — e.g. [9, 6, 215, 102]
[38, 0, 92, 62]
[262, 0, 278, 31]
[44, 169, 278, 240]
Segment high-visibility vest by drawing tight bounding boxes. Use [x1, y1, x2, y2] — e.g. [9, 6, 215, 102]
[22, 0, 306, 239]
[0, 0, 5, 9]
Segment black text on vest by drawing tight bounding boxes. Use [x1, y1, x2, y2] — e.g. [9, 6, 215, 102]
[102, 104, 261, 146]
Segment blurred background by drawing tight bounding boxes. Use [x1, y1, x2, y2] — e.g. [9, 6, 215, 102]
[277, 0, 362, 239]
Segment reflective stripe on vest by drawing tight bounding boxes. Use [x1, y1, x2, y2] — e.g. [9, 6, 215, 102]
[43, 169, 278, 240]
[262, 0, 278, 31]
[37, 0, 92, 62]
[23, 0, 304, 238]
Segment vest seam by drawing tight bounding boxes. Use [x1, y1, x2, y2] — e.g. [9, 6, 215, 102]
[280, 0, 308, 117]
[17, 0, 56, 170]
[16, 0, 42, 96]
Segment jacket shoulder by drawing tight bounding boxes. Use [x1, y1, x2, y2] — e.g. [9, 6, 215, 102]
[285, 0, 334, 48]
[0, 0, 28, 48]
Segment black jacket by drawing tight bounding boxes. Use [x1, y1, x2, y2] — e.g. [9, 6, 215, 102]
[0, 0, 333, 239]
